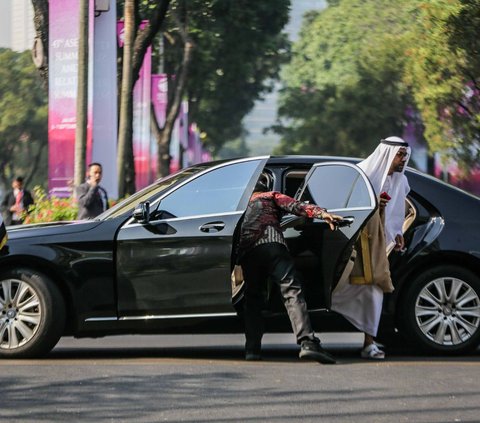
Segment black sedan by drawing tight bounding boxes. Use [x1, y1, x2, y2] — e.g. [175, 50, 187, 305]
[1, 156, 479, 358]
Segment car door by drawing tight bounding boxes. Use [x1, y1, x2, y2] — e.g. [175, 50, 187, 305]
[282, 162, 377, 310]
[115, 157, 268, 318]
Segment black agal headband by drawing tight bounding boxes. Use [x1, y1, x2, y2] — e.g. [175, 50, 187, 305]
[381, 138, 409, 147]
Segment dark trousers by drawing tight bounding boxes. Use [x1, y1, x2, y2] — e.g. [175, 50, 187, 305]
[240, 243, 315, 351]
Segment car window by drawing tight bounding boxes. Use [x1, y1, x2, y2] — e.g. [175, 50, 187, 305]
[99, 165, 211, 220]
[155, 160, 263, 218]
[299, 164, 373, 210]
[284, 169, 308, 197]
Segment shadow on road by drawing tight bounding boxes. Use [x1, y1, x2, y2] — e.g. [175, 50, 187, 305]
[45, 342, 480, 364]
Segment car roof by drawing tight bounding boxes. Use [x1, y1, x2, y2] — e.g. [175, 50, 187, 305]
[204, 155, 478, 201]
[265, 155, 360, 166]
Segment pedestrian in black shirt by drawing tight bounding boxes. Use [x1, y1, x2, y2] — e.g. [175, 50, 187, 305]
[1, 176, 34, 225]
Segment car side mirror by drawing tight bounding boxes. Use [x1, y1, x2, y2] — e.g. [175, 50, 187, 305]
[133, 201, 150, 224]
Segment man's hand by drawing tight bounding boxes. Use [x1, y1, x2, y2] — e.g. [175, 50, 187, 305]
[394, 234, 405, 251]
[88, 178, 99, 187]
[322, 212, 344, 231]
[379, 197, 389, 210]
[379, 192, 391, 211]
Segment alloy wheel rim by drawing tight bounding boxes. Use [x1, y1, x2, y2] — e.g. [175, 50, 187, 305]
[0, 279, 42, 350]
[415, 276, 480, 346]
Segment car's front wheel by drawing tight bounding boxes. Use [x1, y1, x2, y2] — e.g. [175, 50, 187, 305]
[0, 268, 65, 358]
[402, 265, 480, 354]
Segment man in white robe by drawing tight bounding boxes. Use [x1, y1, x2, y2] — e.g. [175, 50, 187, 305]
[331, 136, 411, 359]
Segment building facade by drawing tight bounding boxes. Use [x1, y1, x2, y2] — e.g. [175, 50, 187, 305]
[0, 0, 35, 52]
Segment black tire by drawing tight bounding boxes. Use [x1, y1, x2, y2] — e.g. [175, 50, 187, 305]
[0, 268, 66, 358]
[400, 265, 480, 355]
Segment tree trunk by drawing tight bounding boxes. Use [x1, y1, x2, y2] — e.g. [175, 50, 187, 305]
[30, 0, 49, 88]
[150, 105, 170, 177]
[132, 0, 170, 83]
[74, 0, 89, 187]
[117, 0, 137, 197]
[152, 40, 193, 178]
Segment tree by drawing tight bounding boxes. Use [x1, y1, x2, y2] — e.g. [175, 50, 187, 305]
[216, 133, 250, 159]
[31, 0, 49, 87]
[273, 0, 416, 157]
[404, 0, 480, 168]
[150, 0, 290, 176]
[275, 0, 479, 170]
[0, 49, 48, 191]
[29, 0, 290, 193]
[117, 0, 171, 196]
[185, 0, 290, 154]
[448, 0, 480, 165]
[150, 0, 193, 177]
[117, 0, 137, 197]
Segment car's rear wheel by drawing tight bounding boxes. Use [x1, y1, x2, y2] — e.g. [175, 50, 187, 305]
[402, 265, 480, 354]
[0, 268, 65, 358]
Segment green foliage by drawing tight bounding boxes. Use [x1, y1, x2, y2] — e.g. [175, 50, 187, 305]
[23, 186, 78, 224]
[176, 0, 291, 153]
[275, 0, 480, 169]
[448, 0, 480, 73]
[216, 134, 250, 159]
[273, 0, 416, 158]
[0, 49, 48, 191]
[120, 0, 291, 156]
[247, 135, 280, 156]
[405, 0, 480, 168]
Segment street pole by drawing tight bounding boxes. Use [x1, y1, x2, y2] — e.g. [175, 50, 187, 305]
[74, 0, 89, 187]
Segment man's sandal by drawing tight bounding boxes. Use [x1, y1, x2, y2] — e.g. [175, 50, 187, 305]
[360, 343, 385, 360]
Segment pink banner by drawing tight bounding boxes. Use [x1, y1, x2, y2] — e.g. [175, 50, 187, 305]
[434, 154, 480, 196]
[187, 123, 200, 167]
[48, 0, 80, 196]
[187, 122, 211, 166]
[151, 74, 168, 178]
[445, 161, 480, 196]
[133, 44, 152, 189]
[48, 0, 94, 197]
[170, 113, 181, 173]
[179, 100, 189, 169]
[169, 99, 189, 173]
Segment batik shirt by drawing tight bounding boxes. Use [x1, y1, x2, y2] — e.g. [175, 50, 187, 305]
[236, 191, 327, 262]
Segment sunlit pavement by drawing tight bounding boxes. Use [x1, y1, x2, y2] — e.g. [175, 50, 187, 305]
[1, 334, 479, 423]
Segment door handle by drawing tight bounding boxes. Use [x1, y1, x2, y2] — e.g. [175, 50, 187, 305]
[199, 221, 225, 233]
[335, 216, 354, 228]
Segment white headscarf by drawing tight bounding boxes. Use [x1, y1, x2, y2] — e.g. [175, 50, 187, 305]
[358, 136, 411, 246]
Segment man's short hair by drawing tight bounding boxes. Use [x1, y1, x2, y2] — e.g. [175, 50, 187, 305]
[14, 176, 24, 183]
[88, 162, 102, 169]
[254, 172, 272, 192]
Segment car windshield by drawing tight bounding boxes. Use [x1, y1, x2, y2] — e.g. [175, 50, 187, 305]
[97, 164, 213, 220]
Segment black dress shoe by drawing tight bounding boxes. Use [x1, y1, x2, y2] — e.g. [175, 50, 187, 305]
[299, 339, 336, 364]
[245, 351, 262, 361]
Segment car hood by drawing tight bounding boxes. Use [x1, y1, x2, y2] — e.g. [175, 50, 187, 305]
[6, 220, 103, 239]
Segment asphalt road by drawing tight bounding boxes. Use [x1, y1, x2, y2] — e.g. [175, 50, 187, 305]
[1, 333, 479, 423]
